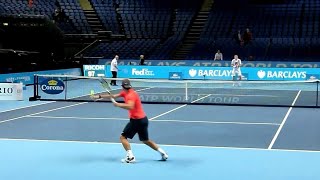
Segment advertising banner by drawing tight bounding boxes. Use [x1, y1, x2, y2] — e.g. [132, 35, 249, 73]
[0, 83, 23, 100]
[104, 66, 320, 81]
[83, 65, 105, 77]
[84, 65, 320, 81]
[0, 68, 82, 85]
[98, 59, 320, 68]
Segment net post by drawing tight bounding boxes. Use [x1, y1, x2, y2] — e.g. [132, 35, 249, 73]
[64, 76, 68, 100]
[185, 82, 188, 101]
[29, 74, 40, 101]
[316, 80, 319, 107]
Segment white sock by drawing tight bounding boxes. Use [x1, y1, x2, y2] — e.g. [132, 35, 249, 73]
[127, 150, 134, 157]
[157, 148, 166, 155]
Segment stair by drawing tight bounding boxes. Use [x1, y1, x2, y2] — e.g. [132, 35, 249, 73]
[173, 0, 213, 60]
[173, 11, 211, 60]
[83, 10, 106, 34]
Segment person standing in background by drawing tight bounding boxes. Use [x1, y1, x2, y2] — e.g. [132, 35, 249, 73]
[243, 28, 253, 46]
[139, 55, 145, 65]
[231, 55, 242, 81]
[214, 50, 223, 61]
[110, 55, 119, 86]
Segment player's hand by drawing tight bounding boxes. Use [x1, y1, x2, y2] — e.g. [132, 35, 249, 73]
[91, 95, 101, 99]
[113, 102, 119, 107]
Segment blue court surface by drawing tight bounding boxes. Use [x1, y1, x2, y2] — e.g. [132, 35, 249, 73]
[1, 87, 320, 180]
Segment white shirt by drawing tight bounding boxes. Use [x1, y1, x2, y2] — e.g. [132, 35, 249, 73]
[110, 58, 118, 72]
[214, 53, 223, 60]
[231, 58, 242, 69]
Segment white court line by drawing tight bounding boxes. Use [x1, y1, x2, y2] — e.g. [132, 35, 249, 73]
[150, 93, 213, 120]
[136, 87, 153, 92]
[28, 115, 280, 126]
[0, 102, 87, 124]
[0, 138, 319, 153]
[140, 92, 278, 97]
[268, 90, 301, 149]
[191, 94, 212, 103]
[150, 94, 212, 120]
[150, 104, 187, 120]
[0, 101, 55, 113]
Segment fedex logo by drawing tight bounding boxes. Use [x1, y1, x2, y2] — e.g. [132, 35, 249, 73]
[132, 68, 154, 76]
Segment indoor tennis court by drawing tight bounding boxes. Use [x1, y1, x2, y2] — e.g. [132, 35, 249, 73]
[1, 81, 320, 180]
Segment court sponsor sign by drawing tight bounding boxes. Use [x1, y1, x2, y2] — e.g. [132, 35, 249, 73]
[0, 68, 82, 85]
[40, 78, 65, 95]
[0, 83, 23, 100]
[97, 65, 320, 81]
[169, 72, 183, 80]
[83, 65, 105, 77]
[139, 94, 240, 104]
[306, 74, 320, 80]
[98, 59, 320, 68]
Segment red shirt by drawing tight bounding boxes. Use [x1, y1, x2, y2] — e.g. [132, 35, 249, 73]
[119, 89, 146, 119]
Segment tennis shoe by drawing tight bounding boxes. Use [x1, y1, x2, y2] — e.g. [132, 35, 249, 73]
[160, 152, 168, 161]
[121, 156, 136, 163]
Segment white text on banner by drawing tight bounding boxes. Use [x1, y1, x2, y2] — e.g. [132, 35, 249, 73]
[0, 83, 23, 100]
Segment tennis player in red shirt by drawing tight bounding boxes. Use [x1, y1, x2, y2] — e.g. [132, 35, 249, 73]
[93, 79, 168, 163]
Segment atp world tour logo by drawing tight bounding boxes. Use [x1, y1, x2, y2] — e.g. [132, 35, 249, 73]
[189, 69, 197, 77]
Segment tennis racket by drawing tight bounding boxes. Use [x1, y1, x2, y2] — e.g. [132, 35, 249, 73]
[98, 77, 117, 103]
[234, 61, 239, 68]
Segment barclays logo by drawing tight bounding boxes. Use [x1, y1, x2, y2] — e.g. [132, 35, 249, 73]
[189, 69, 197, 77]
[257, 70, 306, 79]
[257, 70, 266, 79]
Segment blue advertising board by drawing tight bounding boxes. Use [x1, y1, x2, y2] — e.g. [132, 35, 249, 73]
[0, 68, 82, 85]
[82, 65, 106, 77]
[97, 65, 320, 81]
[98, 59, 320, 68]
[39, 78, 65, 95]
[169, 72, 183, 80]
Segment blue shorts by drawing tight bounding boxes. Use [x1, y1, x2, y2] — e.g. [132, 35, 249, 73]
[121, 116, 149, 141]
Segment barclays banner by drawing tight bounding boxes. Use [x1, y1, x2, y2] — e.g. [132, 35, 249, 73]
[98, 59, 320, 68]
[99, 65, 320, 81]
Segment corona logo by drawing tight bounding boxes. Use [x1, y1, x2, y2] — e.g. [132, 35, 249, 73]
[40, 78, 65, 95]
[48, 80, 58, 86]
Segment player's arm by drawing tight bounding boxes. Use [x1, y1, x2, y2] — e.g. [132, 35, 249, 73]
[114, 100, 134, 110]
[92, 93, 120, 99]
[114, 61, 119, 70]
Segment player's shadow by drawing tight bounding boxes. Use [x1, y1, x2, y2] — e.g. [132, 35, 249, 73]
[138, 158, 201, 167]
[64, 155, 120, 164]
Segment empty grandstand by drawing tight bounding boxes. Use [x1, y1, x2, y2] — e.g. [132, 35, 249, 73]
[1, 0, 320, 73]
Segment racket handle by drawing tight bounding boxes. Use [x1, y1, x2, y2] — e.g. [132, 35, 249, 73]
[110, 98, 116, 103]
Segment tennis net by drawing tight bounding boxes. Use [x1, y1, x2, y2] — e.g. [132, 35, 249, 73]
[29, 74, 320, 108]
